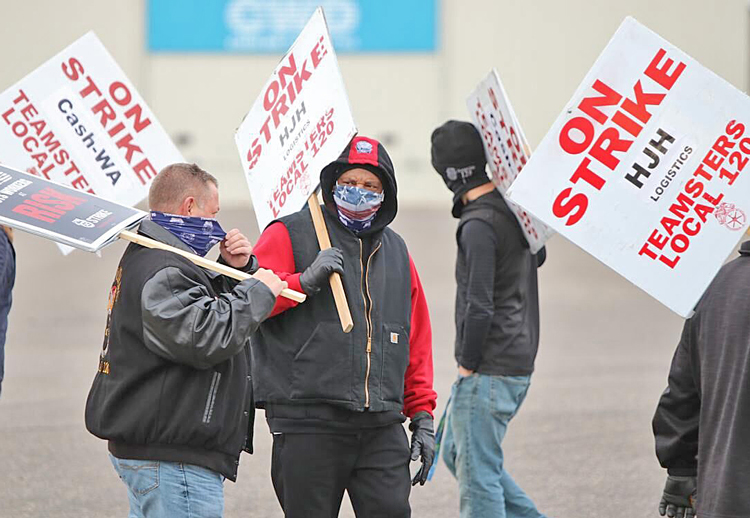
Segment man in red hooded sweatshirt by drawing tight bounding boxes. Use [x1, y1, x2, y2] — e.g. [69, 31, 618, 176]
[251, 136, 437, 518]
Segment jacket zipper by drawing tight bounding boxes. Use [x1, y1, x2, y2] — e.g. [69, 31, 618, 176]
[359, 240, 382, 408]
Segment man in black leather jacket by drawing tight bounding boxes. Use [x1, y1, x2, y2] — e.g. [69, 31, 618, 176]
[85, 163, 286, 518]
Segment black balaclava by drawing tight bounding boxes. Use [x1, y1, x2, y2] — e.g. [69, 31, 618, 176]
[431, 120, 492, 218]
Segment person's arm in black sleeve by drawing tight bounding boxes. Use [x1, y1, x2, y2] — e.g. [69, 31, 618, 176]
[0, 232, 10, 295]
[457, 219, 499, 372]
[217, 254, 258, 274]
[215, 254, 259, 292]
[216, 229, 259, 290]
[653, 318, 700, 476]
[140, 265, 276, 369]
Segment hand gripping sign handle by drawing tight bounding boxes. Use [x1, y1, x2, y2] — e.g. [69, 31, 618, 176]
[118, 230, 306, 303]
[307, 192, 354, 333]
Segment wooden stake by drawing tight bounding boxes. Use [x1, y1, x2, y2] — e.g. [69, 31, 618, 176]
[119, 230, 306, 303]
[307, 193, 354, 333]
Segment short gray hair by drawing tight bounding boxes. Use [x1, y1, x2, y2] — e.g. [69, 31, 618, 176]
[148, 163, 218, 212]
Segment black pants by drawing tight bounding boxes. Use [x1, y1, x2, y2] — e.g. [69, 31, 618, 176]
[271, 422, 411, 518]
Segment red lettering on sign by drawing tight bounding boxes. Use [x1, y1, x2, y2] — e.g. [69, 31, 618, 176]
[638, 120, 750, 269]
[551, 47, 686, 226]
[2, 89, 76, 180]
[12, 186, 86, 223]
[62, 55, 156, 185]
[644, 48, 686, 91]
[244, 35, 331, 172]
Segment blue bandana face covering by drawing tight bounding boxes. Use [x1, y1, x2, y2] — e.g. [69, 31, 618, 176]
[150, 211, 227, 257]
[332, 184, 385, 233]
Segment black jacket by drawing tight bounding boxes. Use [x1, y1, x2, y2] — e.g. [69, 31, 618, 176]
[84, 220, 275, 481]
[653, 240, 750, 518]
[454, 190, 543, 375]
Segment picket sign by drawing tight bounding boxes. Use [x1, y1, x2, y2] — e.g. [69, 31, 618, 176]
[0, 32, 184, 254]
[507, 17, 750, 317]
[0, 164, 304, 303]
[467, 69, 553, 253]
[235, 7, 357, 331]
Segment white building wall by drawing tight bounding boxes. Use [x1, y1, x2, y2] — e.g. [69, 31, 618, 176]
[0, 0, 747, 208]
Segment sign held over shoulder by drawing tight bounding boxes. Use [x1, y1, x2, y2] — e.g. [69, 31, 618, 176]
[0, 164, 145, 252]
[235, 6, 357, 232]
[0, 164, 308, 303]
[507, 17, 750, 317]
[467, 69, 553, 253]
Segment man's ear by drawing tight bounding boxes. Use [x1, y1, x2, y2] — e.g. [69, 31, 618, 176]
[177, 196, 196, 216]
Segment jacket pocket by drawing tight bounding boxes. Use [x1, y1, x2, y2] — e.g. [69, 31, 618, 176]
[380, 323, 410, 404]
[290, 321, 353, 402]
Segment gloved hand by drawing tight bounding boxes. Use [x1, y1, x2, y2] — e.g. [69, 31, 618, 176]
[299, 248, 344, 295]
[409, 411, 435, 486]
[659, 476, 696, 518]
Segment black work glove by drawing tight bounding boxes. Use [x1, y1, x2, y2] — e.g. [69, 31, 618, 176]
[659, 476, 696, 518]
[409, 411, 435, 486]
[299, 248, 344, 295]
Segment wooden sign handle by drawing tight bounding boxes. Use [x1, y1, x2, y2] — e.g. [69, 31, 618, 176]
[118, 230, 306, 303]
[307, 193, 354, 333]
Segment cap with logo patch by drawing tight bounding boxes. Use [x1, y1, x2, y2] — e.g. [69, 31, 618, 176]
[320, 135, 398, 235]
[431, 120, 492, 217]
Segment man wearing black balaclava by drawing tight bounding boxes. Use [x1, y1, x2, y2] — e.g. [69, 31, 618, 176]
[431, 120, 548, 518]
[251, 136, 437, 518]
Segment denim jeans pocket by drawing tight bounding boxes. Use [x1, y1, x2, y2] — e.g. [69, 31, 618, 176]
[497, 374, 532, 386]
[453, 373, 479, 405]
[489, 376, 530, 419]
[113, 458, 160, 496]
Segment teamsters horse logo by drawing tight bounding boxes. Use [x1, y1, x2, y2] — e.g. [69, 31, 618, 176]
[714, 202, 747, 231]
[356, 141, 373, 154]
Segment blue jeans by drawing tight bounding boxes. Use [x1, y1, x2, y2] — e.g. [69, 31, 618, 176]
[109, 455, 225, 518]
[442, 374, 546, 518]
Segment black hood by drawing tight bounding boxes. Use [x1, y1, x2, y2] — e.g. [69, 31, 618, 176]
[321, 136, 398, 236]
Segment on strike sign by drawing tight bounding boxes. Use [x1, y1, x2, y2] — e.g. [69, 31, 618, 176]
[235, 7, 357, 231]
[507, 17, 750, 317]
[467, 69, 553, 253]
[0, 32, 183, 207]
[0, 164, 144, 252]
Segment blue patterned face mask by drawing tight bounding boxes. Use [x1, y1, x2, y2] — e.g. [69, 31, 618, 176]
[150, 211, 227, 257]
[332, 184, 384, 233]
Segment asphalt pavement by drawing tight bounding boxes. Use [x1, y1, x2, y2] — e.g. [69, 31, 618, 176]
[0, 206, 687, 517]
